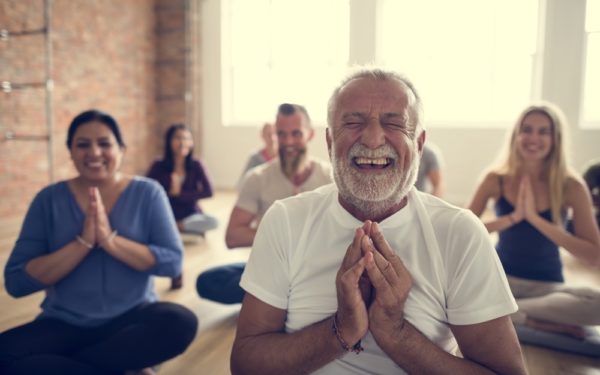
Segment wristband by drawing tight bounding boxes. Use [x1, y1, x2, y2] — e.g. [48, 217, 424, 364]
[76, 235, 94, 249]
[332, 313, 363, 354]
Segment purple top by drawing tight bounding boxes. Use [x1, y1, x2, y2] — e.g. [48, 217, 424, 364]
[146, 159, 213, 220]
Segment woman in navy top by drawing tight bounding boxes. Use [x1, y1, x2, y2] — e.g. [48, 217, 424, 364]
[147, 124, 218, 289]
[0, 110, 198, 375]
[468, 103, 600, 348]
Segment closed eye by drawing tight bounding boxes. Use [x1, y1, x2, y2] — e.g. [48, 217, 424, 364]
[343, 122, 364, 129]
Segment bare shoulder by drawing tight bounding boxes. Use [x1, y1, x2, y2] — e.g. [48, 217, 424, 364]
[564, 174, 589, 204]
[479, 170, 503, 196]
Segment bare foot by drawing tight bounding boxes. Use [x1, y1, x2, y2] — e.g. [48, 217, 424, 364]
[525, 317, 586, 339]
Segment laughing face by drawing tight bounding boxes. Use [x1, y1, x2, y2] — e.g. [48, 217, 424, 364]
[70, 121, 124, 183]
[276, 112, 313, 177]
[517, 112, 554, 162]
[327, 77, 423, 217]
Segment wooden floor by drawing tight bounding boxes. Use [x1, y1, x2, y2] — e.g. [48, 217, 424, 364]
[1, 190, 600, 374]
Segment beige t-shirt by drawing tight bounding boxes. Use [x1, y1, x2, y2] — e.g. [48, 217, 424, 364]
[236, 158, 332, 218]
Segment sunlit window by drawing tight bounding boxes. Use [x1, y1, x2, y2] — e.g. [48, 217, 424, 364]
[378, 0, 540, 127]
[222, 0, 349, 126]
[222, 0, 542, 127]
[582, 0, 600, 128]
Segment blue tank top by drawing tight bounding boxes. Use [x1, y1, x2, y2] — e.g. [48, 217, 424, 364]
[495, 181, 564, 282]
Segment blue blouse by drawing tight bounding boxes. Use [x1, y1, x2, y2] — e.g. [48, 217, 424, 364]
[4, 177, 183, 326]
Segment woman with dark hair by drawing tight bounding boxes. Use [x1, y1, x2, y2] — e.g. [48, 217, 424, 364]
[468, 102, 600, 356]
[0, 110, 198, 375]
[147, 124, 217, 289]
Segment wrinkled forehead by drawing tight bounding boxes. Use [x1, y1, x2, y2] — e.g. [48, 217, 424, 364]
[335, 78, 414, 118]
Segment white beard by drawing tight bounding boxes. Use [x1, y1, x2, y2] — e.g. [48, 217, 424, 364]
[331, 141, 420, 218]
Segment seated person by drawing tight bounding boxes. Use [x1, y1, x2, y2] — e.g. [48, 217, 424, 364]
[414, 142, 444, 197]
[468, 103, 600, 356]
[147, 123, 218, 289]
[230, 68, 527, 374]
[0, 110, 197, 375]
[237, 122, 278, 187]
[196, 103, 332, 304]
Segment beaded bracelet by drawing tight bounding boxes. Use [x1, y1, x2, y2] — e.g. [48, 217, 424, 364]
[76, 235, 94, 250]
[332, 313, 363, 354]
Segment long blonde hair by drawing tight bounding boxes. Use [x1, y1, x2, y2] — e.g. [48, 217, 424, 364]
[495, 102, 572, 224]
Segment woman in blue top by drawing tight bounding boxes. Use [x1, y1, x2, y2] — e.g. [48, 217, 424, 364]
[0, 110, 198, 375]
[468, 103, 600, 354]
[147, 124, 218, 289]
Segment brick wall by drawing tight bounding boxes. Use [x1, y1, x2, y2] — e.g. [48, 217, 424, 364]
[0, 0, 192, 226]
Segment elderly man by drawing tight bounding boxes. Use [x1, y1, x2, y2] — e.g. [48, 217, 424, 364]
[196, 103, 332, 304]
[230, 69, 527, 374]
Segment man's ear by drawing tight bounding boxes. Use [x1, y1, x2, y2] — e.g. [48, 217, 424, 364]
[307, 128, 315, 142]
[326, 128, 332, 160]
[417, 130, 426, 153]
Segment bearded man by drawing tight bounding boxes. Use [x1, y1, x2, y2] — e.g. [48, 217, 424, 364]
[196, 103, 332, 304]
[230, 69, 528, 374]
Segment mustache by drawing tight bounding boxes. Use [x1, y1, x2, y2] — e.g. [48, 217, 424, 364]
[347, 143, 398, 160]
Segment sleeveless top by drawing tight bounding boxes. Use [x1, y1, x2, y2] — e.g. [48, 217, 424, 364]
[494, 176, 564, 282]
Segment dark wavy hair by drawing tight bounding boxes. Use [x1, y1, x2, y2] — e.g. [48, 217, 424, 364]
[164, 123, 194, 173]
[66, 109, 126, 148]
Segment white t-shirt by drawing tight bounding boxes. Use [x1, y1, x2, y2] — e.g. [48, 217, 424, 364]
[241, 184, 517, 375]
[236, 157, 332, 218]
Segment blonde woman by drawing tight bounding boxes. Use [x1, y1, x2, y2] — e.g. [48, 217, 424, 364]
[468, 102, 600, 355]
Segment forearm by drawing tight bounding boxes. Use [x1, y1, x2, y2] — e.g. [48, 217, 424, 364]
[530, 215, 600, 264]
[226, 226, 256, 248]
[483, 214, 517, 233]
[102, 235, 157, 271]
[231, 315, 344, 375]
[378, 321, 506, 375]
[25, 240, 92, 285]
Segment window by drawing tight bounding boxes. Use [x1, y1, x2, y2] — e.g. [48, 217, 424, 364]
[222, 0, 541, 127]
[582, 0, 600, 128]
[378, 0, 540, 127]
[221, 0, 349, 126]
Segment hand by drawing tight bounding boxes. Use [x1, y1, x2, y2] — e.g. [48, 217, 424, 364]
[520, 175, 538, 221]
[335, 223, 372, 346]
[363, 222, 412, 344]
[358, 221, 374, 307]
[81, 187, 97, 245]
[90, 187, 113, 247]
[512, 178, 526, 223]
[170, 173, 182, 196]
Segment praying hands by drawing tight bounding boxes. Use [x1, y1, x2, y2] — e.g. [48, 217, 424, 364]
[335, 221, 413, 352]
[79, 187, 116, 249]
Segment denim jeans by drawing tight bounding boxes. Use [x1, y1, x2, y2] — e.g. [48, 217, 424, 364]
[196, 262, 246, 304]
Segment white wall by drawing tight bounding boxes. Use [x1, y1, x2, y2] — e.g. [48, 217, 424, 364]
[199, 0, 600, 205]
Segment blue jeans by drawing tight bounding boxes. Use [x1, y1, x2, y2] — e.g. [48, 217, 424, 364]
[196, 262, 245, 304]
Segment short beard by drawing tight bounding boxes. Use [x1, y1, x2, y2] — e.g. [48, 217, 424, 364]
[332, 142, 420, 219]
[280, 146, 307, 178]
